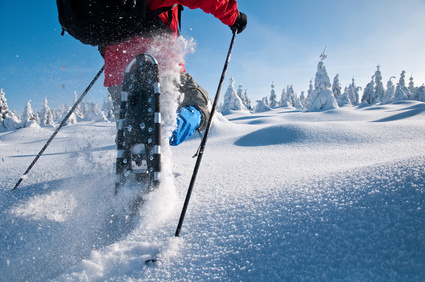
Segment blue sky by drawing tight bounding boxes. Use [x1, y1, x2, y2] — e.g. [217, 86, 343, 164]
[1, 0, 425, 112]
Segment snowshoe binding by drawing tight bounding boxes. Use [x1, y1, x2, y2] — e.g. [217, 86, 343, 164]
[115, 54, 161, 194]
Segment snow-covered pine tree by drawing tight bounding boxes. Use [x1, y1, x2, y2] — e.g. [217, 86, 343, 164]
[61, 103, 78, 125]
[361, 76, 376, 104]
[374, 65, 385, 103]
[21, 100, 39, 128]
[0, 89, 21, 131]
[53, 105, 64, 123]
[84, 102, 109, 122]
[337, 85, 352, 107]
[235, 84, 252, 111]
[237, 83, 244, 101]
[40, 97, 55, 127]
[346, 78, 360, 105]
[285, 85, 297, 108]
[73, 92, 84, 120]
[292, 87, 304, 109]
[101, 96, 114, 121]
[354, 85, 362, 105]
[221, 77, 248, 115]
[299, 91, 306, 105]
[304, 79, 314, 109]
[0, 88, 10, 120]
[3, 110, 21, 131]
[255, 97, 272, 112]
[243, 89, 253, 111]
[381, 76, 396, 104]
[33, 108, 41, 125]
[393, 71, 409, 102]
[307, 48, 339, 111]
[332, 74, 342, 99]
[279, 87, 287, 107]
[269, 82, 278, 108]
[408, 75, 418, 100]
[416, 85, 425, 102]
[0, 89, 6, 131]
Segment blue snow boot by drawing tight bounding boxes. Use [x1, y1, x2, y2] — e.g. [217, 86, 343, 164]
[170, 106, 202, 146]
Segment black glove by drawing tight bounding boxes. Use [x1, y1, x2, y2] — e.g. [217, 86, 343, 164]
[230, 12, 247, 34]
[120, 0, 137, 9]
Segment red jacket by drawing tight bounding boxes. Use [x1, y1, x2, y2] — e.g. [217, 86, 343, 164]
[104, 0, 239, 87]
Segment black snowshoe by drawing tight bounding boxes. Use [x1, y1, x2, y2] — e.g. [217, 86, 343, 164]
[115, 54, 161, 194]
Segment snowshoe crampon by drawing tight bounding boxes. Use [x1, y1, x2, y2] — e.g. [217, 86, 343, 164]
[115, 54, 161, 194]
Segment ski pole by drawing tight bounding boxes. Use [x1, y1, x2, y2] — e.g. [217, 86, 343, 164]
[12, 65, 105, 191]
[175, 30, 237, 237]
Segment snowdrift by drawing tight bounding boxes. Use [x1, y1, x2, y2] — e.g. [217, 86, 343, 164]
[1, 101, 425, 281]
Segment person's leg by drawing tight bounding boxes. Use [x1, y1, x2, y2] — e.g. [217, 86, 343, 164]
[107, 85, 122, 128]
[179, 73, 210, 131]
[169, 73, 211, 146]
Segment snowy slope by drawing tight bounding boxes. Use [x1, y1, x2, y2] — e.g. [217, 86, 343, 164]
[1, 101, 425, 281]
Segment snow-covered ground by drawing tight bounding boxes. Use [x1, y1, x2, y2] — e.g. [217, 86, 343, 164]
[1, 101, 425, 281]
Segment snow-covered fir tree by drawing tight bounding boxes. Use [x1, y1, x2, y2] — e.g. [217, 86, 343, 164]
[332, 74, 342, 99]
[362, 76, 376, 104]
[236, 84, 252, 111]
[34, 110, 41, 125]
[40, 97, 55, 127]
[381, 76, 396, 104]
[338, 86, 352, 107]
[304, 79, 314, 109]
[21, 100, 39, 128]
[243, 89, 253, 111]
[236, 84, 253, 111]
[292, 88, 304, 109]
[221, 77, 248, 115]
[354, 85, 362, 105]
[0, 90, 21, 131]
[101, 96, 114, 121]
[269, 82, 278, 108]
[0, 90, 6, 131]
[416, 85, 425, 102]
[299, 91, 306, 106]
[0, 89, 8, 115]
[374, 65, 385, 103]
[61, 103, 78, 125]
[393, 71, 409, 102]
[0, 88, 10, 124]
[84, 102, 109, 122]
[282, 85, 295, 108]
[346, 78, 361, 105]
[279, 87, 287, 107]
[3, 110, 21, 131]
[408, 75, 418, 100]
[74, 92, 85, 120]
[255, 97, 272, 112]
[346, 82, 355, 105]
[307, 48, 339, 111]
[237, 84, 244, 102]
[53, 105, 65, 122]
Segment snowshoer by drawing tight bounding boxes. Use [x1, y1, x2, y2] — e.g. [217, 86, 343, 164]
[100, 0, 247, 145]
[56, 0, 246, 190]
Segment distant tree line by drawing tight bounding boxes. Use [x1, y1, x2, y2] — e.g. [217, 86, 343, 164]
[0, 90, 113, 132]
[221, 48, 425, 114]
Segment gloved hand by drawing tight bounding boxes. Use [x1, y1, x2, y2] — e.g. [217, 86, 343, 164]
[230, 12, 247, 34]
[120, 0, 137, 9]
